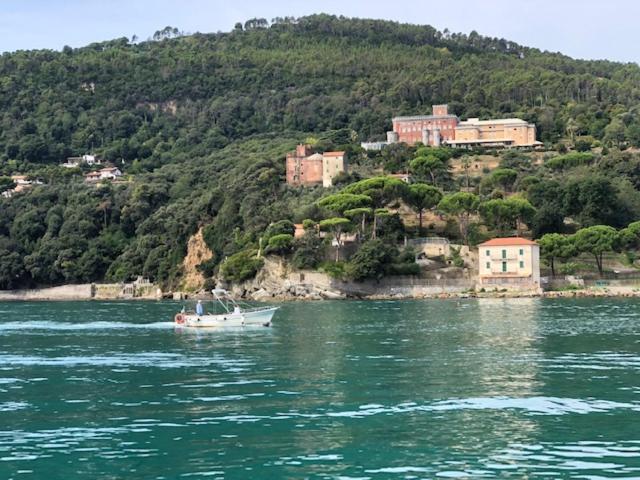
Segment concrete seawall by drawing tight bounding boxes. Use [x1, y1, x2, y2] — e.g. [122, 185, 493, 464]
[0, 284, 94, 301]
[0, 283, 161, 301]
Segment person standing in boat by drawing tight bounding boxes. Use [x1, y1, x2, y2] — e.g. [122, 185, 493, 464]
[196, 300, 204, 316]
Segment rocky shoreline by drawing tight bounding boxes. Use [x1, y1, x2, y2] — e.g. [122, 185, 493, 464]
[1, 285, 638, 302]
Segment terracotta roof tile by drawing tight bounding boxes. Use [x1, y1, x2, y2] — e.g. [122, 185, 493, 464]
[478, 237, 538, 247]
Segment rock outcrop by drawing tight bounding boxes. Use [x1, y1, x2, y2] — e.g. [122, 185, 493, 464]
[227, 256, 346, 301]
[181, 228, 213, 291]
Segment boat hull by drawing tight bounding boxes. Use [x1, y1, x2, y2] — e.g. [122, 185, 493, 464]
[175, 307, 278, 328]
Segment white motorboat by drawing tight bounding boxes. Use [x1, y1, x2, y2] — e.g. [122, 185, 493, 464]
[174, 289, 278, 328]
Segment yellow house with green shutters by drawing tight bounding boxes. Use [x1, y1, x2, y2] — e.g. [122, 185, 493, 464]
[477, 237, 541, 291]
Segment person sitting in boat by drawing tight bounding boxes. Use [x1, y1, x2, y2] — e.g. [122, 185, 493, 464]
[233, 305, 241, 315]
[196, 300, 204, 316]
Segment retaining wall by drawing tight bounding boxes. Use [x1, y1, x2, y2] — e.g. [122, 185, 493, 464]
[0, 284, 93, 301]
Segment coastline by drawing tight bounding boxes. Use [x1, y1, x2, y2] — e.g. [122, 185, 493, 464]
[2, 283, 639, 302]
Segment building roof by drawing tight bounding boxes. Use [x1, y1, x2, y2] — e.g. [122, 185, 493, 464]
[447, 138, 515, 145]
[459, 118, 529, 126]
[478, 237, 538, 247]
[392, 114, 458, 122]
[323, 151, 345, 157]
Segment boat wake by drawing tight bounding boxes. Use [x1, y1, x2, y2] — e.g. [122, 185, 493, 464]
[0, 321, 176, 331]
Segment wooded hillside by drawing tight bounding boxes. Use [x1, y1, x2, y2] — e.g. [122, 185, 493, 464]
[2, 15, 640, 289]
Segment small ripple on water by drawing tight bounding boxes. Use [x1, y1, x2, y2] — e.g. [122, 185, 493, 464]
[0, 402, 28, 412]
[0, 321, 175, 331]
[0, 353, 253, 370]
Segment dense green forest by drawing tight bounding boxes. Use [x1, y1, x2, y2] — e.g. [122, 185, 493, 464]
[2, 14, 640, 289]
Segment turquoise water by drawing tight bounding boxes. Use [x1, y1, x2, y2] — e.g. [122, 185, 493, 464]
[1, 298, 639, 479]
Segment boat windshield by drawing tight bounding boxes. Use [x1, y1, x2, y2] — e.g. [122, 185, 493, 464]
[181, 290, 262, 315]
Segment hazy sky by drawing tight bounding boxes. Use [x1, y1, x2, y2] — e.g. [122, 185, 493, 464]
[0, 0, 636, 63]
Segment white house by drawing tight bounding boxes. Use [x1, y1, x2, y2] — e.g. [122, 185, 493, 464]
[85, 167, 123, 183]
[62, 154, 102, 168]
[99, 167, 122, 180]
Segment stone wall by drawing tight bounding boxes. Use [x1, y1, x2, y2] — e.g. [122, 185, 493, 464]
[229, 257, 476, 300]
[0, 284, 93, 301]
[0, 282, 161, 301]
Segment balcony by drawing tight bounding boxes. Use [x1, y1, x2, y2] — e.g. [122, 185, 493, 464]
[489, 254, 518, 261]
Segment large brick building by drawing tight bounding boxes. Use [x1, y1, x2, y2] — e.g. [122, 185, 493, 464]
[388, 104, 540, 148]
[286, 145, 346, 187]
[390, 104, 458, 146]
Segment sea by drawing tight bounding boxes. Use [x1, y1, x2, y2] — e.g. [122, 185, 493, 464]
[0, 298, 639, 479]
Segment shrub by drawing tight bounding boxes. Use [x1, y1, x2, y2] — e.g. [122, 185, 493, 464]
[320, 261, 347, 280]
[220, 249, 263, 283]
[291, 232, 325, 269]
[574, 137, 593, 152]
[389, 262, 421, 275]
[264, 234, 294, 255]
[545, 152, 594, 170]
[623, 251, 637, 266]
[263, 220, 295, 242]
[202, 277, 216, 291]
[196, 258, 217, 277]
[345, 239, 398, 281]
[302, 219, 316, 230]
[557, 262, 581, 275]
[396, 247, 417, 264]
[448, 246, 465, 268]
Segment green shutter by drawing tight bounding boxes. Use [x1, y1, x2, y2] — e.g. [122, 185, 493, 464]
[502, 261, 507, 272]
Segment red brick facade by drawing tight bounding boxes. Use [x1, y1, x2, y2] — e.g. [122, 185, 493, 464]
[285, 145, 347, 187]
[286, 145, 323, 186]
[391, 104, 459, 146]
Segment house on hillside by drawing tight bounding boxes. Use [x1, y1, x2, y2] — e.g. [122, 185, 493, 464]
[285, 145, 347, 188]
[322, 151, 346, 187]
[2, 175, 42, 198]
[84, 171, 102, 182]
[63, 154, 102, 168]
[85, 167, 123, 183]
[477, 237, 541, 291]
[99, 167, 122, 180]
